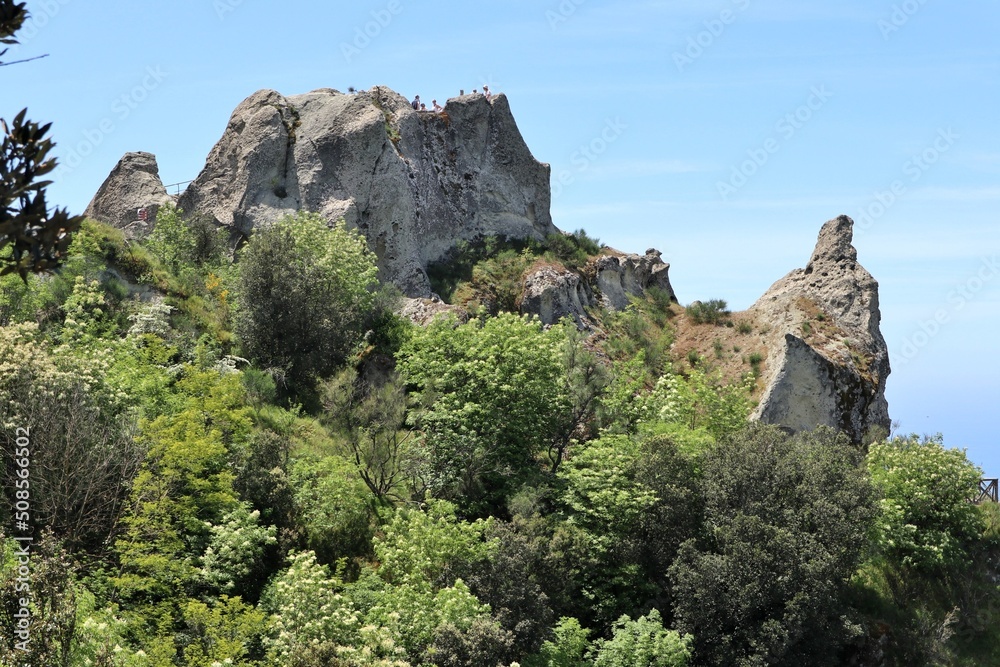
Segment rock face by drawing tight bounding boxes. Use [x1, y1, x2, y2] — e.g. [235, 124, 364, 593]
[84, 152, 173, 238]
[398, 297, 466, 326]
[520, 265, 592, 326]
[176, 86, 555, 296]
[748, 216, 890, 442]
[518, 249, 677, 326]
[595, 249, 675, 311]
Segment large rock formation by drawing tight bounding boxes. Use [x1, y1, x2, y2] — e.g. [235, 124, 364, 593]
[84, 152, 173, 238]
[176, 86, 555, 296]
[748, 216, 890, 442]
[83, 91, 889, 441]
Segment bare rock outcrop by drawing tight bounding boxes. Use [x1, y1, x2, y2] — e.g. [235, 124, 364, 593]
[84, 152, 173, 238]
[595, 249, 676, 311]
[748, 216, 890, 442]
[398, 297, 466, 326]
[518, 248, 677, 326]
[520, 265, 592, 326]
[176, 86, 555, 296]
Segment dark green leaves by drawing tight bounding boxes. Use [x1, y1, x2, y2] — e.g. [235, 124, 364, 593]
[1, 108, 83, 279]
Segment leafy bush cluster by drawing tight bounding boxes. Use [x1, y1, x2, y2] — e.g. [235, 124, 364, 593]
[427, 230, 602, 307]
[0, 205, 997, 667]
[684, 299, 730, 325]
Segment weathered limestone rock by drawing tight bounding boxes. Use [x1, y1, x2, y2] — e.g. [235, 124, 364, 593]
[84, 152, 173, 238]
[749, 216, 890, 442]
[595, 249, 676, 310]
[520, 265, 593, 326]
[177, 86, 555, 296]
[517, 248, 676, 326]
[398, 297, 466, 326]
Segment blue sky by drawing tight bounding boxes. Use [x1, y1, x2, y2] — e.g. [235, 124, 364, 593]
[5, 0, 999, 473]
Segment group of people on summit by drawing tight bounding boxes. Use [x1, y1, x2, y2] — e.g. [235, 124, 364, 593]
[411, 85, 492, 112]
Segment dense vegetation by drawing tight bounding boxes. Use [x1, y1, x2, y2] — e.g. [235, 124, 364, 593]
[0, 209, 998, 667]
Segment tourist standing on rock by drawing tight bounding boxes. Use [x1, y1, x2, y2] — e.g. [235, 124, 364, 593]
[420, 103, 427, 111]
[411, 95, 420, 110]
[483, 85, 492, 100]
[432, 100, 443, 112]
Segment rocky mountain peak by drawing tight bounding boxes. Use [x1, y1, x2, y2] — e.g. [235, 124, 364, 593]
[749, 215, 890, 442]
[82, 92, 890, 443]
[806, 214, 857, 271]
[83, 151, 172, 238]
[87, 86, 555, 296]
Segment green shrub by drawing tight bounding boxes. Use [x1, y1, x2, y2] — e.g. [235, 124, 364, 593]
[685, 299, 730, 325]
[144, 204, 227, 275]
[867, 435, 984, 573]
[527, 617, 590, 667]
[647, 286, 676, 312]
[451, 248, 534, 313]
[234, 211, 378, 401]
[290, 455, 376, 565]
[591, 609, 692, 667]
[671, 426, 878, 667]
[544, 229, 602, 267]
[427, 236, 534, 302]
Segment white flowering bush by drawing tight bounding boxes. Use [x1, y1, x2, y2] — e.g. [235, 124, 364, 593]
[333, 623, 412, 666]
[60, 275, 115, 344]
[0, 323, 140, 550]
[127, 300, 175, 338]
[374, 500, 496, 586]
[635, 369, 755, 440]
[362, 578, 491, 662]
[262, 551, 361, 662]
[868, 434, 984, 571]
[201, 503, 277, 594]
[0, 322, 125, 425]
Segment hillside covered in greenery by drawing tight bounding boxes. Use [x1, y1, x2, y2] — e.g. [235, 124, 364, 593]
[1, 210, 998, 667]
